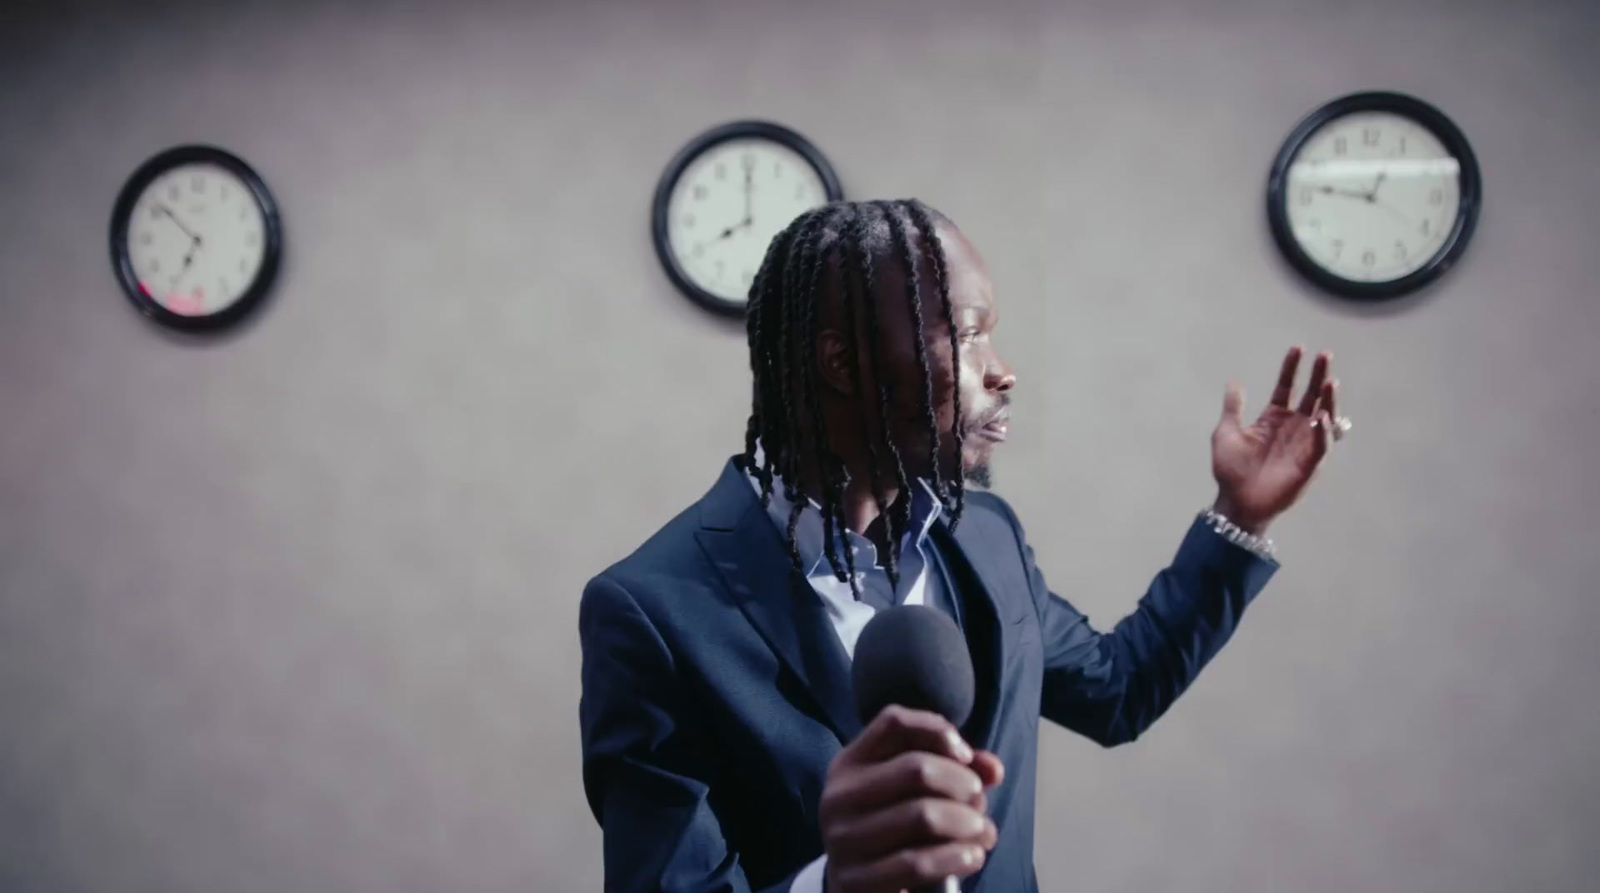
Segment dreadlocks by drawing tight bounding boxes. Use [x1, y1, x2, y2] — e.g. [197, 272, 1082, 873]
[741, 199, 964, 597]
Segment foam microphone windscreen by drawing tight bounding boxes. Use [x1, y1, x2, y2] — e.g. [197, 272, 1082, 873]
[851, 605, 976, 729]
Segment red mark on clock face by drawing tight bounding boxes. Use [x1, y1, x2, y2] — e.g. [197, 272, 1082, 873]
[165, 291, 204, 316]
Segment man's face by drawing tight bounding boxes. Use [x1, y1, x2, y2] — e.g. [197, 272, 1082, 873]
[857, 222, 1016, 487]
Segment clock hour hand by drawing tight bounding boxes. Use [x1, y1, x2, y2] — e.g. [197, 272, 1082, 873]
[171, 232, 205, 286]
[715, 212, 757, 240]
[1365, 171, 1387, 200]
[693, 221, 743, 254]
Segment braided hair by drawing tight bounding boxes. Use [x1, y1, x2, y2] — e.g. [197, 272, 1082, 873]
[741, 199, 964, 595]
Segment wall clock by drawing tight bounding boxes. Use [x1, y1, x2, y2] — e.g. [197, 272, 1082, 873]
[110, 145, 282, 330]
[652, 120, 844, 317]
[1267, 92, 1481, 301]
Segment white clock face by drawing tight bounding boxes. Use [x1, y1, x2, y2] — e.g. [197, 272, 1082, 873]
[125, 163, 268, 316]
[666, 138, 830, 304]
[1285, 111, 1463, 283]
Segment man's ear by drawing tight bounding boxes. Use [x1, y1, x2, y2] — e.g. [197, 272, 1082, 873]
[816, 329, 856, 396]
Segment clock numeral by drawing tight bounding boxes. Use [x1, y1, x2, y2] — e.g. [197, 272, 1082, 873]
[1428, 187, 1444, 206]
[1361, 250, 1376, 267]
[682, 213, 696, 228]
[220, 185, 229, 201]
[1394, 240, 1408, 260]
[149, 205, 162, 220]
[245, 231, 259, 247]
[1419, 218, 1432, 237]
[238, 258, 249, 273]
[220, 278, 230, 296]
[741, 153, 756, 171]
[715, 259, 725, 279]
[795, 184, 807, 200]
[1333, 136, 1348, 156]
[1298, 186, 1313, 206]
[191, 175, 205, 193]
[1330, 239, 1344, 259]
[773, 162, 782, 178]
[1308, 218, 1321, 229]
[1398, 136, 1408, 155]
[714, 162, 727, 181]
[150, 258, 162, 273]
[692, 244, 704, 259]
[1362, 127, 1380, 146]
[238, 207, 248, 221]
[139, 231, 153, 246]
[692, 184, 708, 201]
[168, 184, 181, 201]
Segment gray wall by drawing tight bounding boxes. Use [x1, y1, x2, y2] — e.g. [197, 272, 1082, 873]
[2, 1, 1597, 891]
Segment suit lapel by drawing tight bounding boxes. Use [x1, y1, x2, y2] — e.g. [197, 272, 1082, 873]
[695, 460, 863, 744]
[934, 518, 1012, 751]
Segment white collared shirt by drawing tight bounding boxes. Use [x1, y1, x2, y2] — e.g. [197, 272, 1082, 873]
[746, 468, 952, 659]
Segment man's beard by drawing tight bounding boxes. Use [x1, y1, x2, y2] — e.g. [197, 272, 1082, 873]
[959, 393, 1007, 491]
[964, 462, 993, 490]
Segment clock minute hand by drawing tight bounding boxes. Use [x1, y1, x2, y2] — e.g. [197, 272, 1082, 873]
[157, 203, 203, 243]
[742, 162, 754, 227]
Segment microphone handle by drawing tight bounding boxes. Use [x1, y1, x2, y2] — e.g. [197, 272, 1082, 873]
[913, 877, 960, 893]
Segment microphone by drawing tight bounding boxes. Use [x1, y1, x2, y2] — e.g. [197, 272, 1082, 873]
[852, 605, 977, 893]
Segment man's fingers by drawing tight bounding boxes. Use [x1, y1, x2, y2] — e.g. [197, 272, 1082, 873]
[970, 750, 1005, 789]
[1297, 351, 1331, 415]
[832, 841, 989, 892]
[1312, 410, 1333, 461]
[1220, 381, 1245, 429]
[822, 751, 983, 819]
[1270, 345, 1304, 408]
[843, 705, 971, 767]
[824, 797, 994, 864]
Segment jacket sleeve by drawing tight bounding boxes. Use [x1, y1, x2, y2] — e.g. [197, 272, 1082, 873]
[579, 573, 800, 893]
[992, 500, 1279, 747]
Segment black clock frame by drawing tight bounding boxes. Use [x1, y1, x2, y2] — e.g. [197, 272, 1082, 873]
[110, 144, 283, 331]
[1266, 91, 1481, 301]
[651, 120, 845, 318]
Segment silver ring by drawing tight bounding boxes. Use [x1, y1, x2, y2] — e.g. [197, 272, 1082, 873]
[1331, 415, 1352, 442]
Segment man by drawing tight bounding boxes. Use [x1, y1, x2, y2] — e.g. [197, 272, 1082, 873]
[579, 199, 1345, 892]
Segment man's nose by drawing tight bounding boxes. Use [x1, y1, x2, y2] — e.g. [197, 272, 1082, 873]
[986, 357, 1016, 392]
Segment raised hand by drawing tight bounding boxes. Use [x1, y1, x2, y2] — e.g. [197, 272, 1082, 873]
[1210, 346, 1343, 534]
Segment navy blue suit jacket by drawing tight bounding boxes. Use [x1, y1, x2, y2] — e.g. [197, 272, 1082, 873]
[579, 460, 1277, 892]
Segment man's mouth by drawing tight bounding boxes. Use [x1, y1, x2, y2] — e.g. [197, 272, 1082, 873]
[975, 412, 1010, 443]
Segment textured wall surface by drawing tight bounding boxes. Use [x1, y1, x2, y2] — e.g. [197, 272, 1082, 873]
[1, 1, 1596, 891]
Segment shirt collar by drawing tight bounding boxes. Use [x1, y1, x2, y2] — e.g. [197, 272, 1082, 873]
[745, 447, 945, 579]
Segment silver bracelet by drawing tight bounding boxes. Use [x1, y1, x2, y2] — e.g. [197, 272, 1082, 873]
[1199, 508, 1277, 561]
